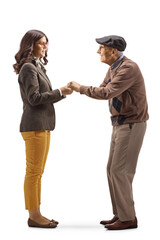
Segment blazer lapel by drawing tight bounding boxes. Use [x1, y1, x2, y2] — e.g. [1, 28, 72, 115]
[37, 66, 52, 90]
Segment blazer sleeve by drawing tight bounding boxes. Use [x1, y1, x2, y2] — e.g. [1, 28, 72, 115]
[80, 64, 135, 100]
[19, 63, 65, 106]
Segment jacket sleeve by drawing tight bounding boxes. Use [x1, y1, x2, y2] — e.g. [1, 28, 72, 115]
[19, 63, 65, 106]
[80, 64, 135, 100]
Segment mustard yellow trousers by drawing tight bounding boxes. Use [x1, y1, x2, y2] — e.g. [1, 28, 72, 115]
[21, 130, 50, 210]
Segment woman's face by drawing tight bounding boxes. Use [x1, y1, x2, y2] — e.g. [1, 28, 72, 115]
[33, 36, 48, 58]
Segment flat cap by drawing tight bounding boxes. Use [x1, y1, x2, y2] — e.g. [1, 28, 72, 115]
[96, 35, 126, 51]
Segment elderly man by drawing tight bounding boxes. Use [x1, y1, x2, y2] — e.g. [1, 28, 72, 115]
[68, 35, 149, 230]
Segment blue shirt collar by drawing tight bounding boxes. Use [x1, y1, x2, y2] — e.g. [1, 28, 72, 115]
[111, 54, 124, 70]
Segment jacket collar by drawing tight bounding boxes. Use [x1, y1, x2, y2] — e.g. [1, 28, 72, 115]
[111, 55, 124, 70]
[32, 59, 52, 89]
[37, 66, 52, 90]
[110, 56, 126, 77]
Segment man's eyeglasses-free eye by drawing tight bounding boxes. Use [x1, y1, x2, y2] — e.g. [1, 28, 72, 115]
[99, 46, 104, 51]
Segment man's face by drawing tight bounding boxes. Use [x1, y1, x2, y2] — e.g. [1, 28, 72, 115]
[97, 44, 116, 65]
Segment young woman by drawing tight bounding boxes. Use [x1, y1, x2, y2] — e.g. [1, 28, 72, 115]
[13, 30, 72, 228]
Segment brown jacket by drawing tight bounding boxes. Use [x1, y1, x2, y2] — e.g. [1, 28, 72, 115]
[18, 61, 65, 132]
[80, 56, 149, 126]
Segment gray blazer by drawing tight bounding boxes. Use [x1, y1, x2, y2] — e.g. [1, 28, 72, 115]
[18, 61, 65, 132]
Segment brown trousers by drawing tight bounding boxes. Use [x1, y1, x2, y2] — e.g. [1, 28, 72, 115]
[107, 122, 147, 221]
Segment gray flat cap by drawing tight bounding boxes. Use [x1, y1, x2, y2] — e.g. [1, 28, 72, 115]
[96, 35, 126, 51]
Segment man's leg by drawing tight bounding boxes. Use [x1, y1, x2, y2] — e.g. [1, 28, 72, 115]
[110, 122, 146, 221]
[107, 127, 118, 217]
[100, 127, 119, 225]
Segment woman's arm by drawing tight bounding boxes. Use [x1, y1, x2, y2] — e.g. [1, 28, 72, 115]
[19, 63, 66, 106]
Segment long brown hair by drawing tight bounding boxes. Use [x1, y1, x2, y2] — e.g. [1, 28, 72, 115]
[13, 30, 48, 74]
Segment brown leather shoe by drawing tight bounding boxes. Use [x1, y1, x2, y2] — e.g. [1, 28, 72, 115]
[105, 217, 138, 230]
[28, 218, 57, 228]
[100, 216, 119, 225]
[51, 219, 59, 225]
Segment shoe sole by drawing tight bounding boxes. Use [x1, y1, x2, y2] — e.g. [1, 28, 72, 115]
[28, 224, 57, 228]
[107, 225, 138, 230]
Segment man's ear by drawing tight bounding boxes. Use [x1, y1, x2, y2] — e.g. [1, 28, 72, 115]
[112, 48, 118, 56]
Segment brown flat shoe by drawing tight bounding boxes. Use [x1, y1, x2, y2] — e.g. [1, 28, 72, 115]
[100, 216, 119, 225]
[28, 218, 57, 228]
[51, 219, 59, 225]
[105, 217, 138, 230]
[42, 216, 59, 225]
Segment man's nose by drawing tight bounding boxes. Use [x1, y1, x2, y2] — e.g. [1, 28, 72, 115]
[97, 48, 101, 54]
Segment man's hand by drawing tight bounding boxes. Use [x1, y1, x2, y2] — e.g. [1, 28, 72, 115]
[60, 86, 73, 95]
[67, 81, 81, 92]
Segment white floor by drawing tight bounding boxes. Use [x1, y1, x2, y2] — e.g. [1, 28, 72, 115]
[1, 217, 159, 240]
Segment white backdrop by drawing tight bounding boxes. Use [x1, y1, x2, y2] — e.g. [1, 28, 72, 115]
[0, 0, 159, 239]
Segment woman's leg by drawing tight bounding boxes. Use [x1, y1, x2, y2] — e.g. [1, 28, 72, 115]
[38, 130, 51, 206]
[37, 131, 52, 222]
[21, 130, 51, 224]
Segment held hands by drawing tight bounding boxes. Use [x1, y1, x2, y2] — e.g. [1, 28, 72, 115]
[60, 85, 73, 95]
[67, 81, 81, 92]
[60, 81, 81, 96]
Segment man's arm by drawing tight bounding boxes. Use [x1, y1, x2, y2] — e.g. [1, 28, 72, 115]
[68, 65, 135, 100]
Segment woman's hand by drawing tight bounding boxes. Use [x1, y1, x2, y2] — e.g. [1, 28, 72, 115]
[60, 86, 73, 95]
[67, 81, 81, 92]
